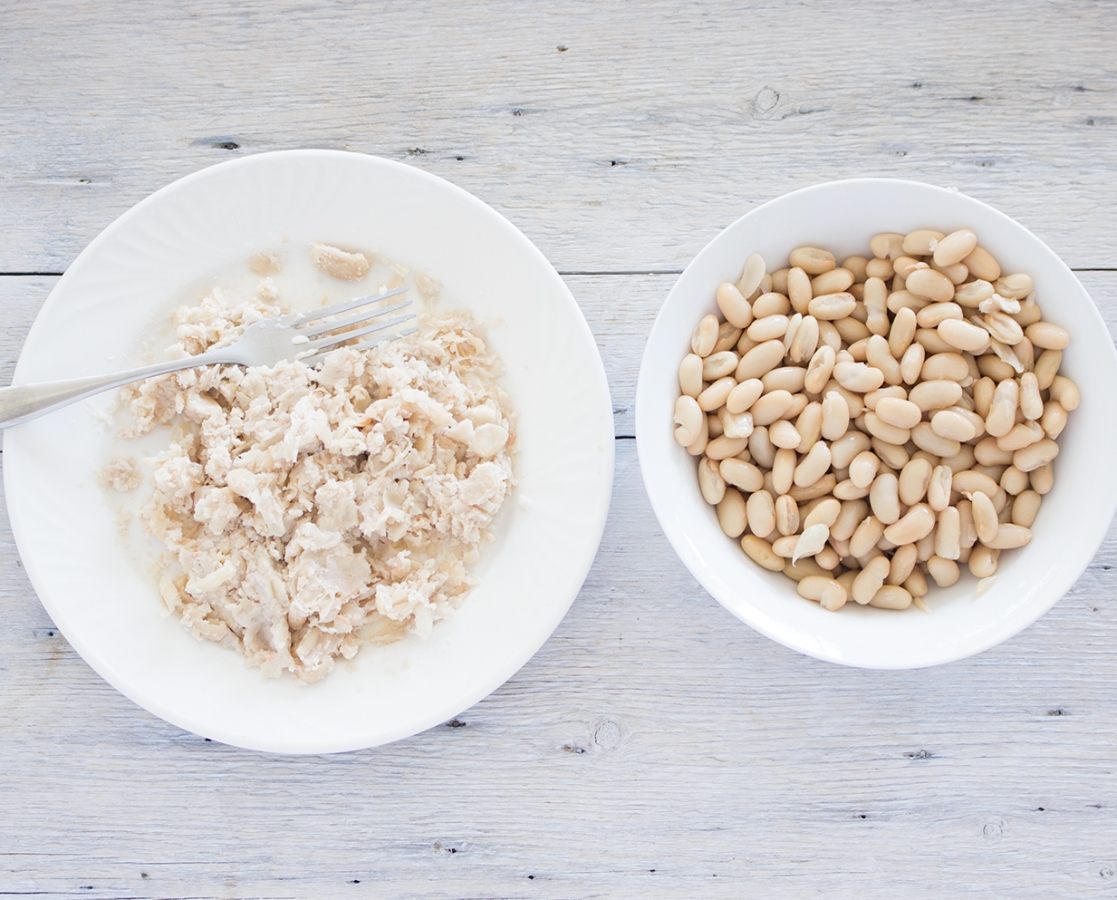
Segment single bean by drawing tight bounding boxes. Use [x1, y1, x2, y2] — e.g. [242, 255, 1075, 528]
[886, 543, 919, 585]
[833, 317, 872, 343]
[831, 430, 872, 468]
[852, 555, 892, 604]
[736, 252, 767, 299]
[970, 491, 998, 544]
[974, 436, 1015, 466]
[926, 465, 953, 512]
[915, 328, 954, 355]
[984, 379, 1019, 438]
[893, 256, 927, 279]
[752, 291, 791, 318]
[1013, 438, 1059, 473]
[849, 450, 881, 489]
[803, 498, 842, 530]
[679, 353, 704, 398]
[750, 389, 794, 426]
[927, 554, 961, 587]
[904, 567, 929, 597]
[787, 267, 812, 314]
[789, 474, 838, 502]
[968, 544, 1000, 578]
[1048, 375, 1080, 411]
[869, 584, 914, 610]
[770, 268, 790, 295]
[869, 473, 902, 525]
[937, 318, 990, 353]
[720, 458, 764, 493]
[745, 314, 787, 343]
[871, 437, 910, 470]
[916, 301, 964, 328]
[808, 292, 857, 321]
[736, 340, 786, 381]
[902, 229, 945, 256]
[1012, 490, 1042, 528]
[952, 469, 1000, 497]
[698, 376, 737, 412]
[921, 352, 969, 382]
[931, 408, 977, 442]
[774, 493, 800, 536]
[702, 350, 739, 381]
[1000, 465, 1030, 496]
[726, 378, 765, 414]
[716, 489, 747, 538]
[718, 407, 755, 439]
[789, 315, 820, 364]
[686, 413, 709, 456]
[746, 489, 776, 538]
[1040, 400, 1068, 439]
[895, 343, 923, 385]
[834, 361, 885, 393]
[954, 279, 995, 308]
[870, 232, 905, 260]
[783, 558, 833, 582]
[866, 257, 895, 279]
[790, 246, 836, 275]
[941, 445, 977, 472]
[898, 457, 933, 506]
[888, 306, 917, 357]
[1030, 463, 1054, 495]
[996, 421, 1044, 452]
[794, 442, 833, 488]
[674, 395, 704, 445]
[864, 411, 911, 445]
[934, 507, 961, 560]
[994, 272, 1034, 300]
[811, 268, 855, 295]
[933, 228, 978, 267]
[770, 447, 797, 495]
[976, 353, 1017, 382]
[1033, 349, 1062, 391]
[831, 500, 869, 541]
[741, 534, 785, 571]
[795, 402, 824, 448]
[803, 344, 836, 394]
[768, 420, 802, 450]
[1013, 297, 1043, 327]
[820, 391, 851, 441]
[984, 523, 1032, 549]
[962, 246, 1001, 282]
[850, 515, 886, 558]
[749, 425, 776, 468]
[874, 397, 921, 430]
[691, 314, 720, 357]
[883, 503, 937, 544]
[699, 457, 727, 505]
[911, 422, 961, 458]
[716, 282, 753, 328]
[957, 498, 977, 548]
[706, 435, 750, 460]
[834, 479, 871, 500]
[906, 267, 955, 303]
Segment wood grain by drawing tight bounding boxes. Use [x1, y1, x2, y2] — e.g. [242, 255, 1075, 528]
[5, 0, 1117, 896]
[2, 1, 1117, 275]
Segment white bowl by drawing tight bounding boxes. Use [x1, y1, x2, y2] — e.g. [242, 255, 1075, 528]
[636, 178, 1117, 669]
[4, 150, 614, 752]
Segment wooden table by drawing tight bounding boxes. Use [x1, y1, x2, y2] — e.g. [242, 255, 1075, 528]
[4, 2, 1117, 896]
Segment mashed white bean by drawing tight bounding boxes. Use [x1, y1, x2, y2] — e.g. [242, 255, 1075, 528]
[118, 254, 514, 682]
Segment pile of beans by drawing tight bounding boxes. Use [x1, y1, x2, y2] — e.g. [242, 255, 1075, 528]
[673, 229, 1077, 611]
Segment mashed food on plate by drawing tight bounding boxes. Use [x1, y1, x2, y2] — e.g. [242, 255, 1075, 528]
[117, 250, 514, 682]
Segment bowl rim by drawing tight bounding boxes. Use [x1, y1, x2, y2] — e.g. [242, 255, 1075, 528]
[635, 176, 1117, 669]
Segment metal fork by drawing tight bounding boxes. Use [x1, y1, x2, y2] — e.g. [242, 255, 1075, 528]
[0, 287, 416, 429]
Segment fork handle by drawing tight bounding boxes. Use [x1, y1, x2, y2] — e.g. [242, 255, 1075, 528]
[0, 350, 234, 429]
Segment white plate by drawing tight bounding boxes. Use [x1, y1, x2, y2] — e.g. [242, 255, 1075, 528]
[4, 150, 614, 752]
[636, 178, 1117, 668]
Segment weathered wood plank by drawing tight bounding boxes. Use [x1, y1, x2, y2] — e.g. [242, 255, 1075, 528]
[2, 0, 1117, 274]
[3, 441, 1117, 898]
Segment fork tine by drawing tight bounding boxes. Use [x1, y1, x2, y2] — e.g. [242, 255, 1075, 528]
[293, 286, 409, 326]
[298, 299, 412, 338]
[305, 312, 417, 351]
[299, 325, 420, 368]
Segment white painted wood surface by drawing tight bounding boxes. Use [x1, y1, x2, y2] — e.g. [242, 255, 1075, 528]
[4, 2, 1117, 897]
